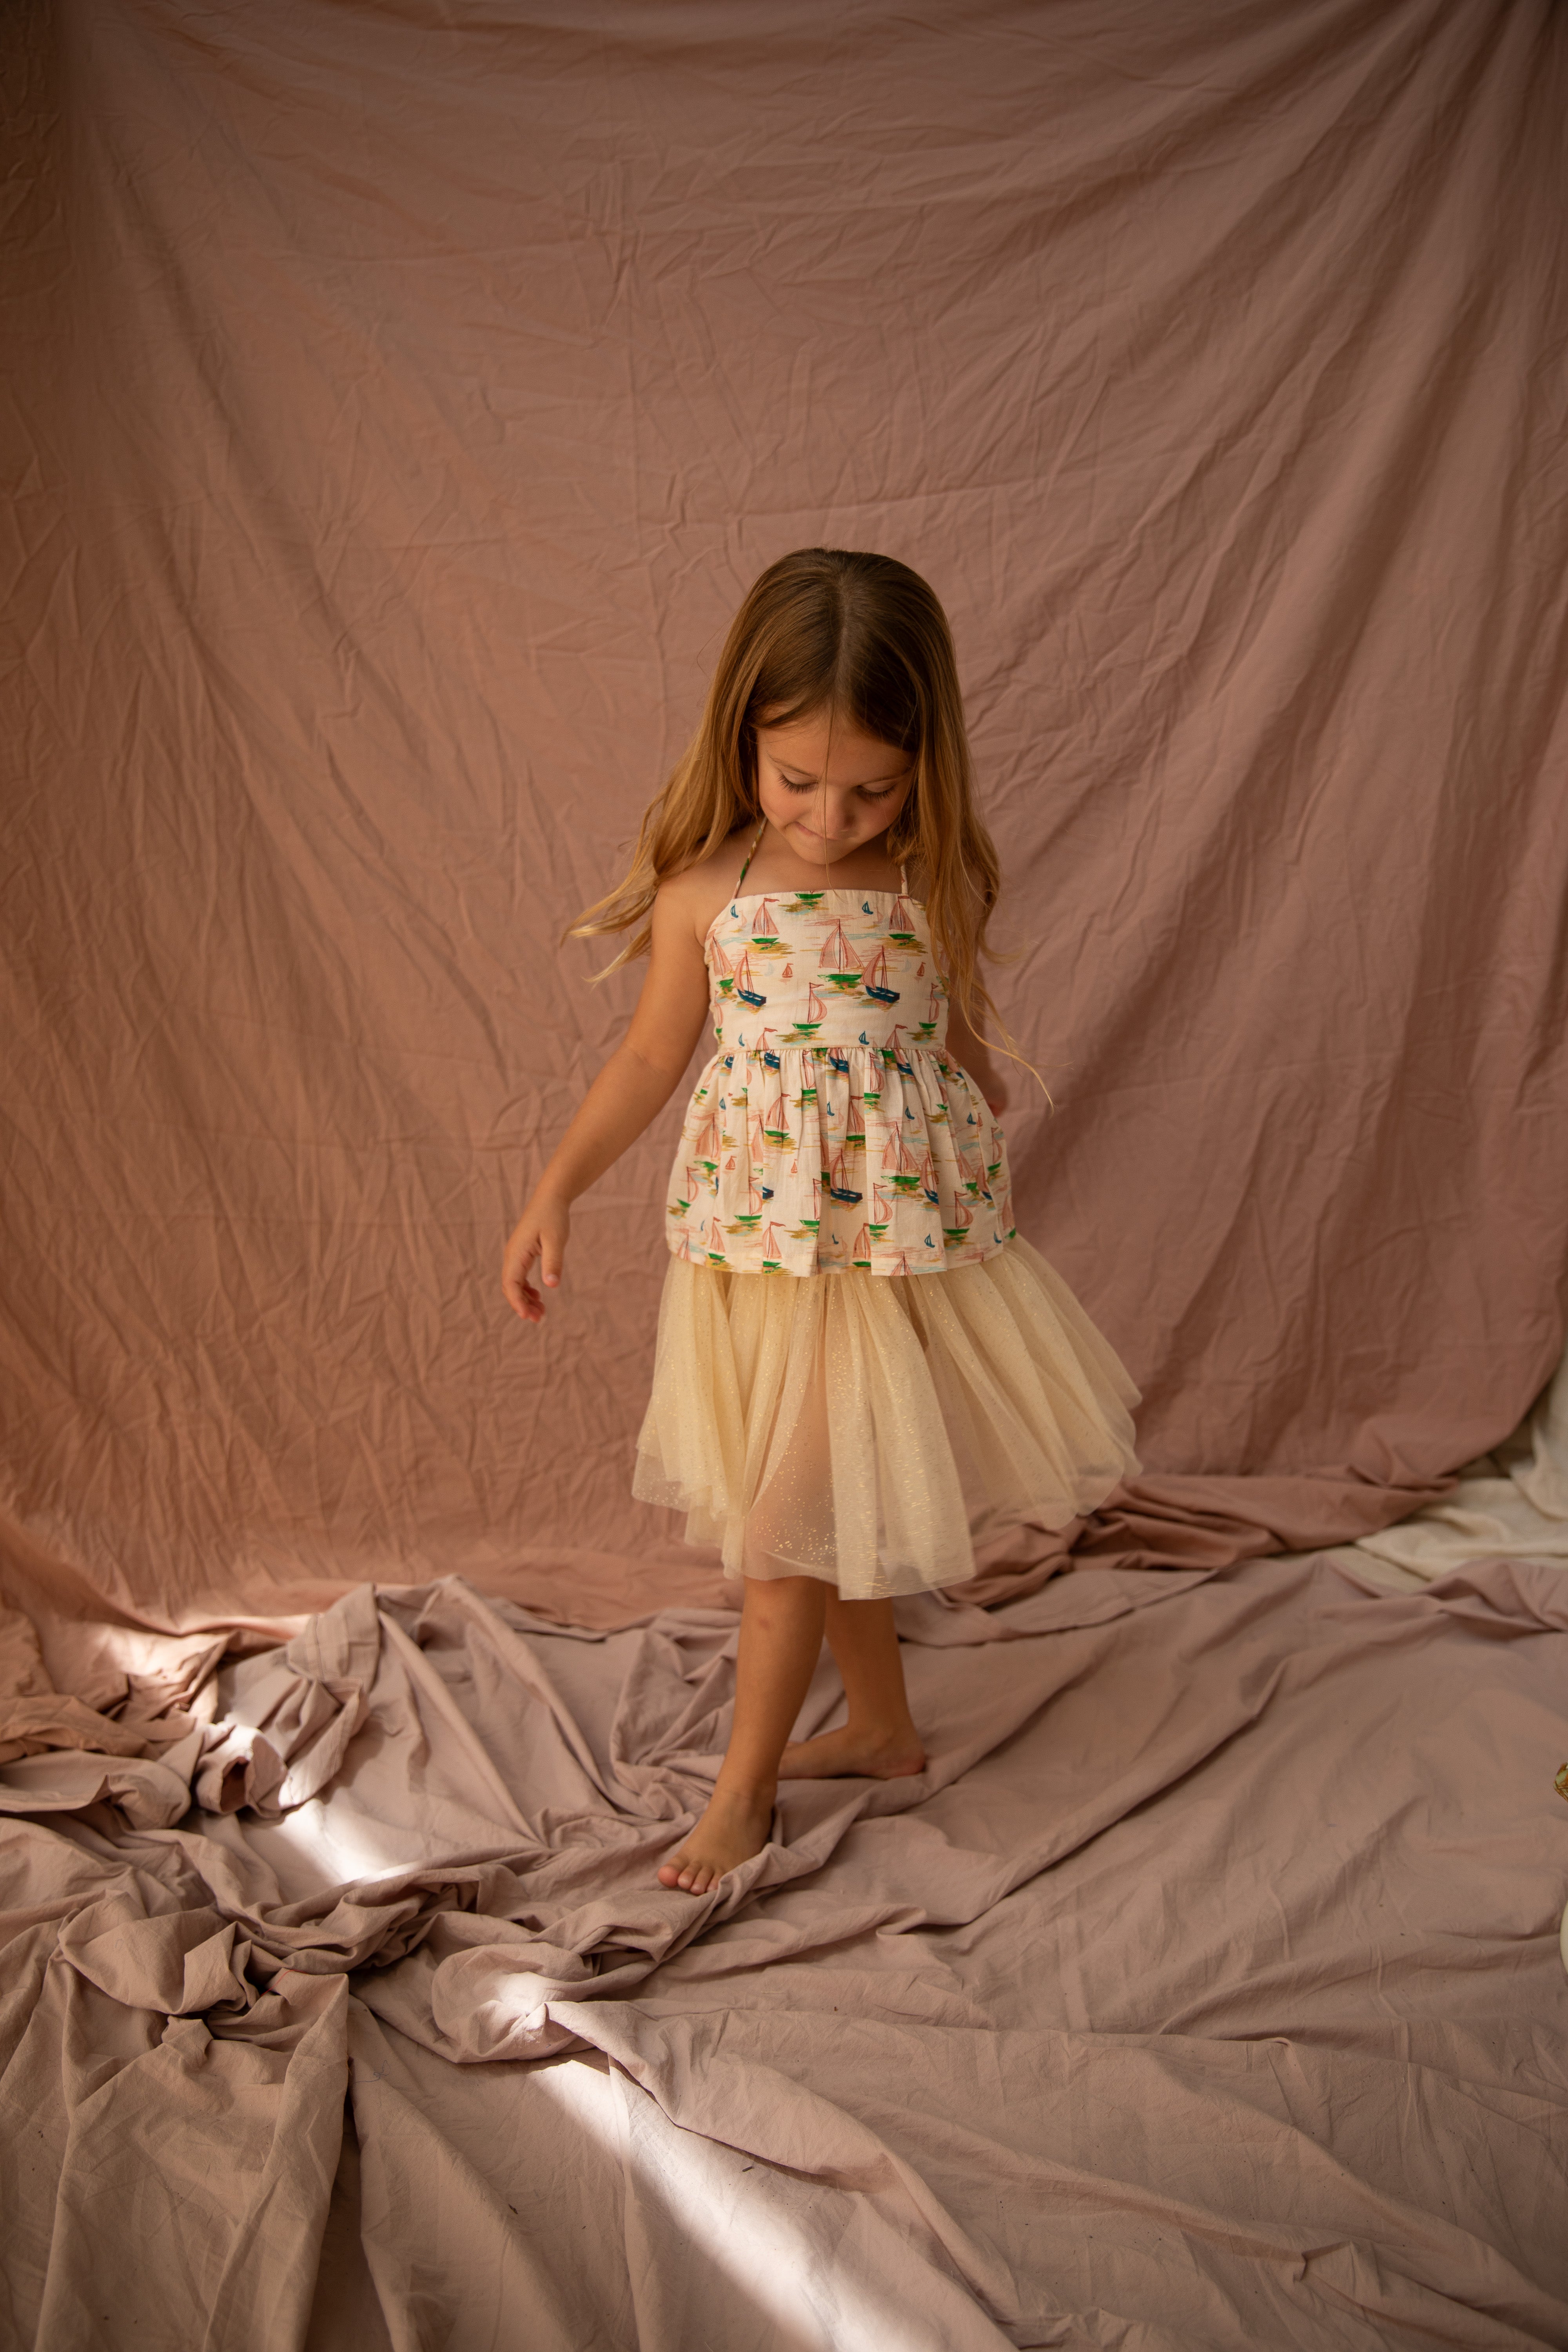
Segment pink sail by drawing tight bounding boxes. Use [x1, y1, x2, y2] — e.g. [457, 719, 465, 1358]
[882, 1129, 922, 1178]
[818, 921, 862, 974]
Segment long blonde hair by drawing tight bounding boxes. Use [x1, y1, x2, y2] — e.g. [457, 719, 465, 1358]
[569, 548, 1044, 1095]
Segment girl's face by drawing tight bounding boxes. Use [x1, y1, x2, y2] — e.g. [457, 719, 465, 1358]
[753, 708, 913, 872]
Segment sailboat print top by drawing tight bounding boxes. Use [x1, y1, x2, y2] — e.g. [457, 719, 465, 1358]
[666, 825, 1016, 1276]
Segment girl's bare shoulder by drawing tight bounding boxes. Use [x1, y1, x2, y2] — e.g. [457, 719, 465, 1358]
[657, 829, 754, 945]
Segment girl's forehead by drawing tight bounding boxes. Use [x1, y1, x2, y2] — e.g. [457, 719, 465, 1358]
[755, 709, 909, 783]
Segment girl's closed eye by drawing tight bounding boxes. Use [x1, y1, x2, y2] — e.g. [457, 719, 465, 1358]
[780, 777, 897, 800]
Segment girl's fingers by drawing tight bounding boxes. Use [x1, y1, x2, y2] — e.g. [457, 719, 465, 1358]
[503, 1237, 540, 1317]
[503, 1218, 566, 1318]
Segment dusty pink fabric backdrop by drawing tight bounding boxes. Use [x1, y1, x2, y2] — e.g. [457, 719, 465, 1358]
[3, 0, 1566, 1617]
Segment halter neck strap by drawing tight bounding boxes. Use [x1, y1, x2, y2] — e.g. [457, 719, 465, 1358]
[899, 861, 909, 894]
[735, 815, 766, 893]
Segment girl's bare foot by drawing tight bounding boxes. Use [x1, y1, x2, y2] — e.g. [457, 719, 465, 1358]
[657, 1785, 776, 1893]
[779, 1724, 926, 1780]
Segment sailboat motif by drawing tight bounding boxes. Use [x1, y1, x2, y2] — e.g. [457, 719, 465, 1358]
[788, 982, 826, 1040]
[762, 1085, 792, 1148]
[727, 1159, 765, 1232]
[916, 982, 941, 1039]
[733, 950, 766, 1008]
[668, 1160, 702, 1219]
[791, 1174, 822, 1236]
[883, 1129, 924, 1195]
[750, 898, 785, 951]
[862, 945, 899, 1005]
[818, 920, 863, 993]
[887, 895, 919, 947]
[709, 933, 737, 994]
[943, 1194, 975, 1249]
[692, 1110, 721, 1173]
[826, 1147, 862, 1205]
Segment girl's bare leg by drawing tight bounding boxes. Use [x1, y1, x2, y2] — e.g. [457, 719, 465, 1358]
[778, 1593, 926, 1780]
[657, 1572, 827, 1893]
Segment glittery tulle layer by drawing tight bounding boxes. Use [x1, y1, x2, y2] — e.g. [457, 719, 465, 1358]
[631, 1235, 1142, 1600]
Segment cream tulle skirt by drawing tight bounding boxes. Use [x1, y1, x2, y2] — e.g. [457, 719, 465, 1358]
[632, 1235, 1142, 1601]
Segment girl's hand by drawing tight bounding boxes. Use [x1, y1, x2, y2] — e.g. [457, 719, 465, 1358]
[978, 1073, 1010, 1117]
[503, 1196, 569, 1323]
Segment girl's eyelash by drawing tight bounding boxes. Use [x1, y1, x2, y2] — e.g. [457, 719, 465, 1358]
[781, 780, 896, 799]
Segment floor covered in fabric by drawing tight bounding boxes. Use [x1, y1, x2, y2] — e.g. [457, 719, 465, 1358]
[4, 1550, 1564, 2350]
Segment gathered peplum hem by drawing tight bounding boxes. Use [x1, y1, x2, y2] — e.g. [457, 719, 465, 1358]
[668, 1038, 1013, 1278]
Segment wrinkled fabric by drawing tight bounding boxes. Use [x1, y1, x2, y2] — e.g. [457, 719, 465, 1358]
[0, 1587, 377, 1827]
[1342, 1334, 1568, 1584]
[4, 2, 1568, 2343]
[3, 0, 1567, 1615]
[0, 1557, 1564, 2347]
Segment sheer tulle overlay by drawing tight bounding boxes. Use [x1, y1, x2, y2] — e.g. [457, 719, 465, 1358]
[632, 1235, 1143, 1599]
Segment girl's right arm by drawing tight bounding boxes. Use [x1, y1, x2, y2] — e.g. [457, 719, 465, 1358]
[502, 877, 714, 1324]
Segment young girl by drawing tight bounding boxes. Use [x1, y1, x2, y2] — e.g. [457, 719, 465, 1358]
[502, 550, 1142, 1895]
